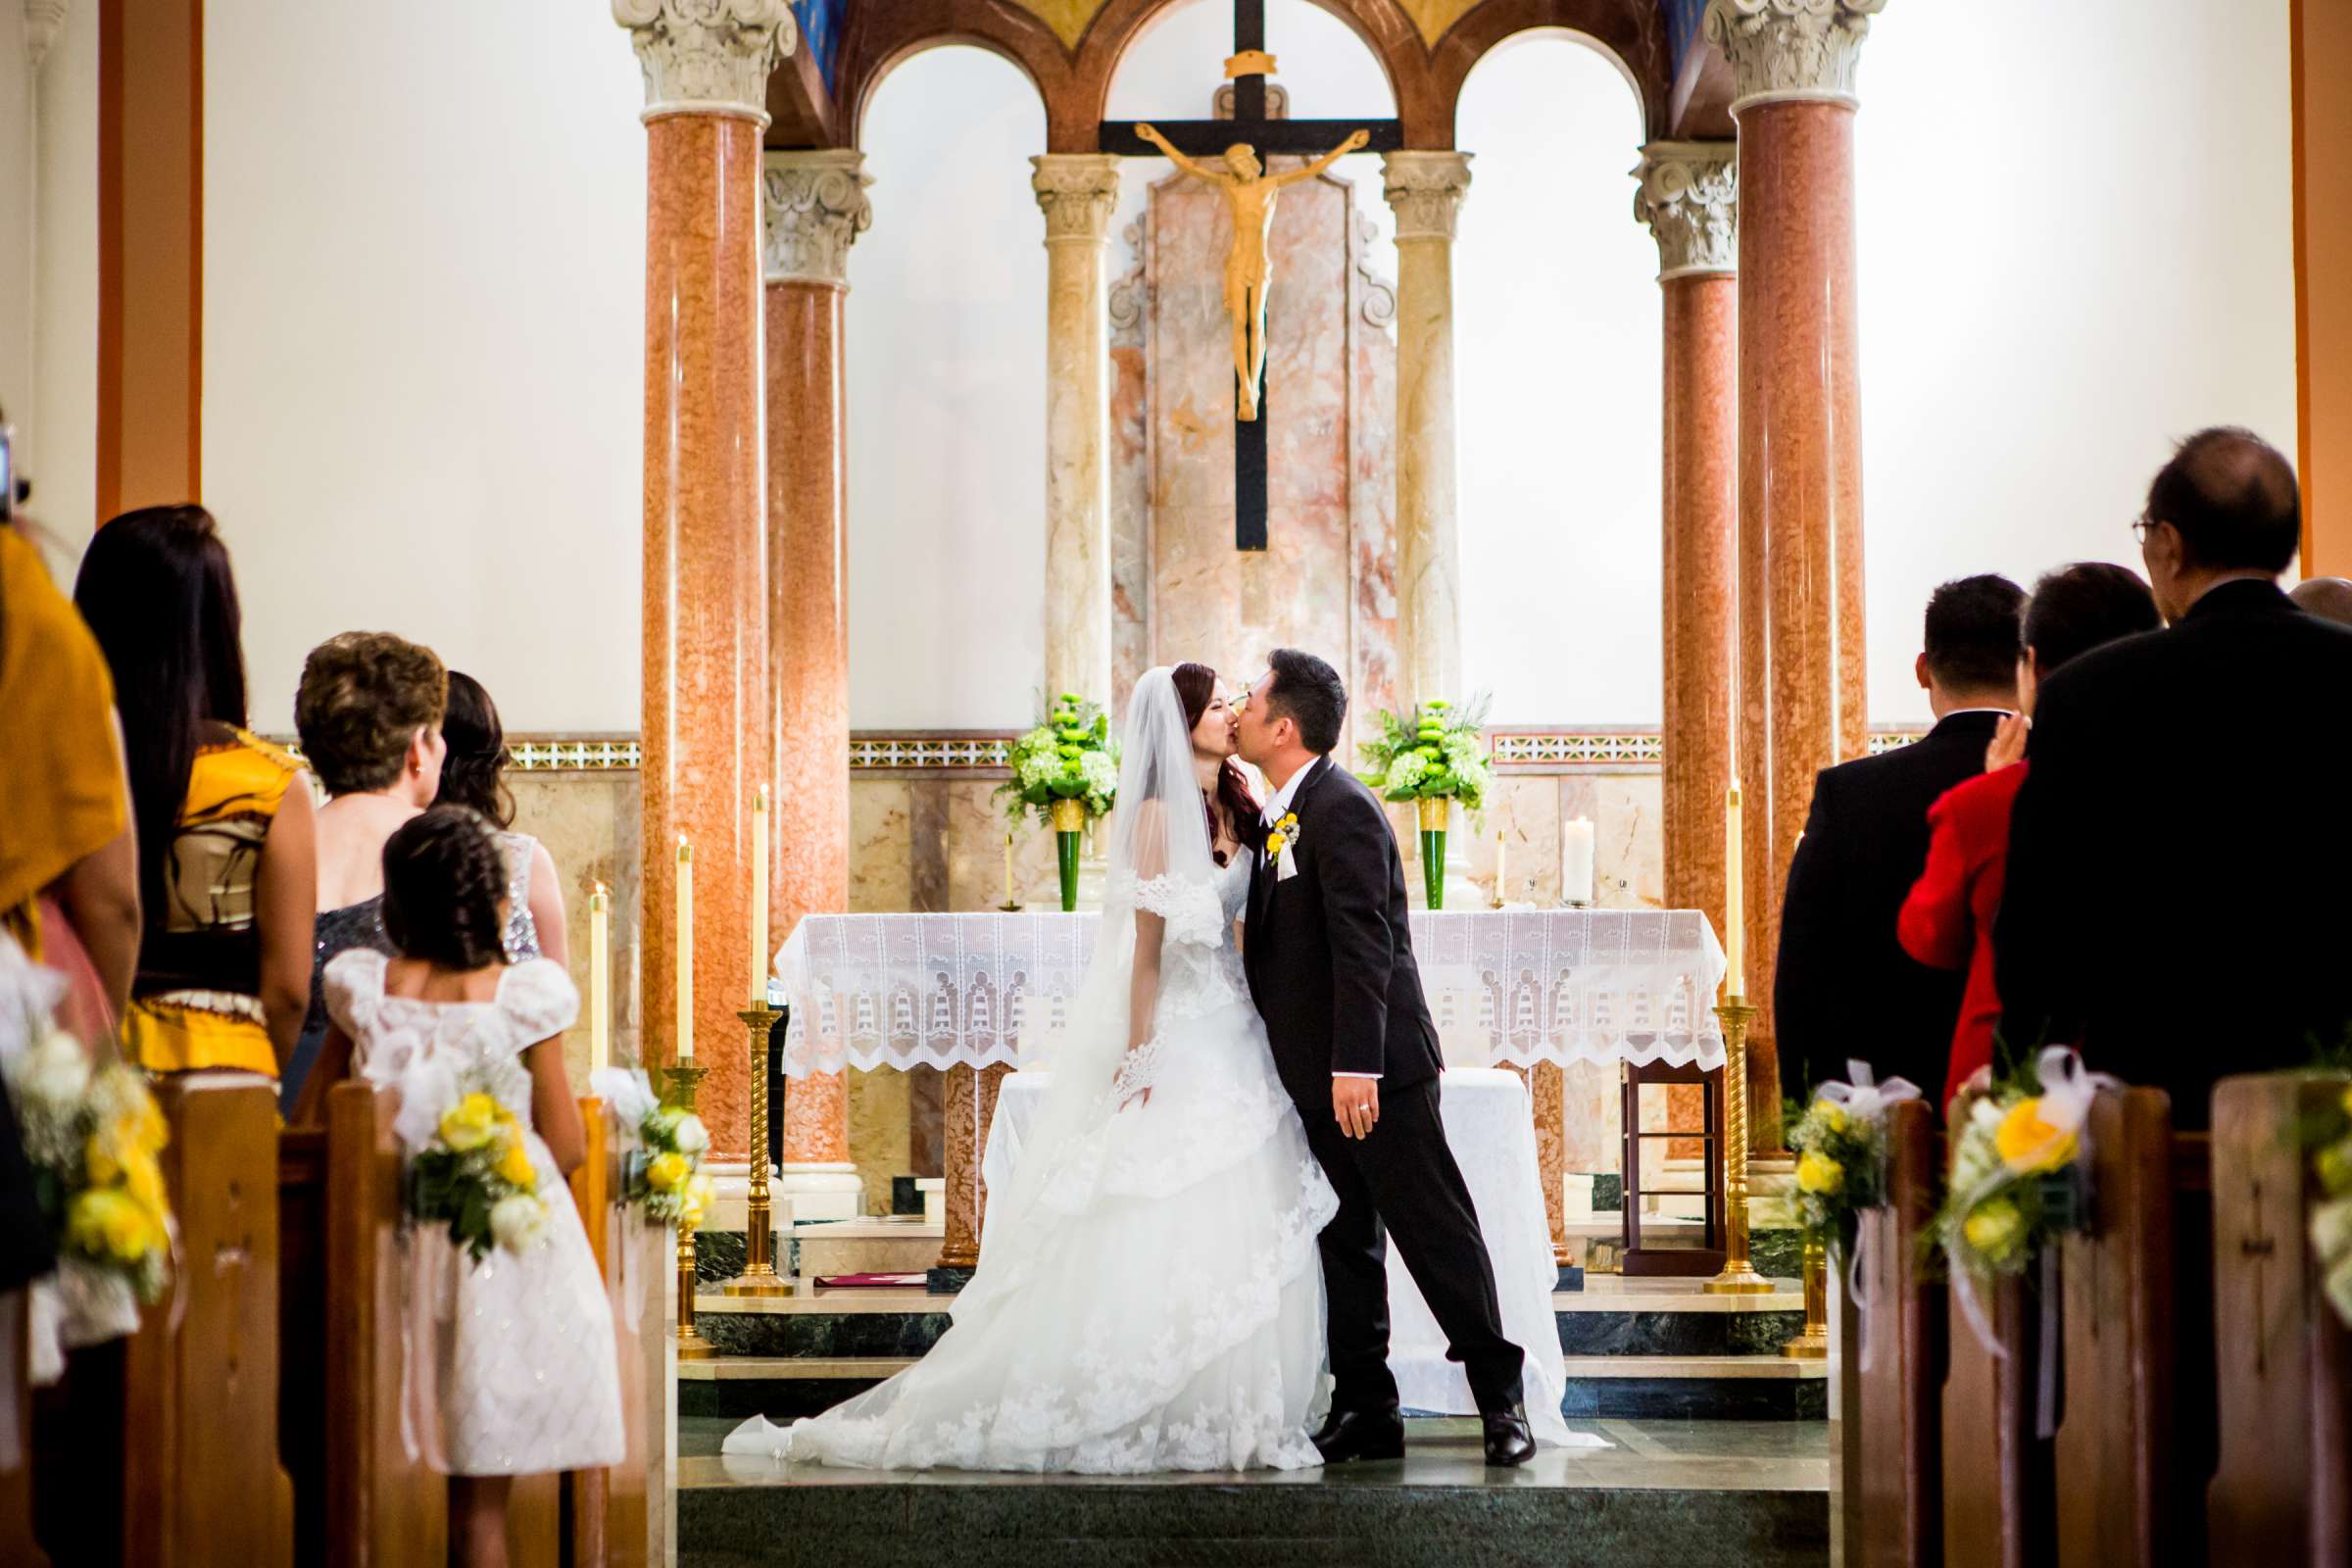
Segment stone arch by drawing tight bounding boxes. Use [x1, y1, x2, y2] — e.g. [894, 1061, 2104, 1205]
[837, 2, 1070, 153]
[1425, 0, 1670, 148]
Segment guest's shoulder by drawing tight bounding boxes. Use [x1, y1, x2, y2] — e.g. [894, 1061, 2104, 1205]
[1934, 761, 2026, 832]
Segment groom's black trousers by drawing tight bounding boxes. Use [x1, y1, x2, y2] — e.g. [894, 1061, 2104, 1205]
[1301, 1077, 1527, 1418]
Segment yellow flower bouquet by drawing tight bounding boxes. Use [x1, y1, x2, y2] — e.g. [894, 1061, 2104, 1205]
[1784, 1062, 1921, 1261]
[10, 1036, 176, 1307]
[2304, 1082, 2352, 1328]
[407, 1084, 549, 1261]
[589, 1065, 714, 1230]
[1931, 1045, 2098, 1286]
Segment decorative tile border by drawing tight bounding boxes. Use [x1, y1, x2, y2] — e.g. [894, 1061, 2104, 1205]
[848, 734, 1012, 774]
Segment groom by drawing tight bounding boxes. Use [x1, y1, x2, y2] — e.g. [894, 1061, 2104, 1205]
[1234, 650, 1536, 1468]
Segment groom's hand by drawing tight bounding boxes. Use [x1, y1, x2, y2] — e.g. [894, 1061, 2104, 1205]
[1333, 1075, 1380, 1140]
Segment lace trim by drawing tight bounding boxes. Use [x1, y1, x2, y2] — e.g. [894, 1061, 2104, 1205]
[1107, 870, 1226, 950]
[1109, 1039, 1162, 1103]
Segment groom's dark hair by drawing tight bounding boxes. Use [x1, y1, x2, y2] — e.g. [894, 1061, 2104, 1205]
[1264, 649, 1347, 754]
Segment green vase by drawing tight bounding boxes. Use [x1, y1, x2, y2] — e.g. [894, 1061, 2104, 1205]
[1417, 797, 1450, 910]
[1051, 798, 1086, 912]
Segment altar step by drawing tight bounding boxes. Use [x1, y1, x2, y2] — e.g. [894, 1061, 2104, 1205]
[684, 1277, 1823, 1424]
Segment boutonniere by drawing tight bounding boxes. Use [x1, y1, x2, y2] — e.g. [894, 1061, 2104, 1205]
[1265, 810, 1302, 882]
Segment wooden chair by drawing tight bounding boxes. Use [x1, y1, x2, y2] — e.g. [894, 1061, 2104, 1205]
[2208, 1072, 2352, 1565]
[279, 1079, 446, 1567]
[2051, 1088, 2214, 1568]
[37, 1071, 293, 1567]
[1843, 1098, 1944, 1567]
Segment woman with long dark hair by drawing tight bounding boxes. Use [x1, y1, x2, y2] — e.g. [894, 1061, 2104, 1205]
[1168, 661, 1259, 866]
[434, 671, 567, 967]
[74, 506, 317, 1075]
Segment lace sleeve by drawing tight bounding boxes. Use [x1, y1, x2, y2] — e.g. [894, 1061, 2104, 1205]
[1109, 870, 1226, 949]
[321, 948, 388, 1039]
[497, 958, 580, 1042]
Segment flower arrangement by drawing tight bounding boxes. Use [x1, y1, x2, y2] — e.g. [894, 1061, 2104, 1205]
[407, 1084, 551, 1260]
[591, 1066, 717, 1228]
[1357, 694, 1493, 908]
[7, 1028, 175, 1309]
[999, 693, 1119, 829]
[2306, 1082, 2352, 1327]
[1785, 1068, 1919, 1257]
[1932, 1046, 2097, 1284]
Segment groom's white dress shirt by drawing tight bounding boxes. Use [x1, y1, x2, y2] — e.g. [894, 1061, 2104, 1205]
[1260, 757, 1381, 1082]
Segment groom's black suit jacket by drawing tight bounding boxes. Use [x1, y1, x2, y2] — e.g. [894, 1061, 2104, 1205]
[1243, 756, 1443, 1110]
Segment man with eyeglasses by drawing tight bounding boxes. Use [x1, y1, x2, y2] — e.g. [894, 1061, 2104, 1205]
[1996, 426, 2352, 1126]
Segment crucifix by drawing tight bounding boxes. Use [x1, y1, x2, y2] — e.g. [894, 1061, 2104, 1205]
[1101, 0, 1401, 552]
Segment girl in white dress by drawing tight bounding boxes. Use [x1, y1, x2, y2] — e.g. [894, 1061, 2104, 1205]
[318, 806, 621, 1566]
[729, 665, 1339, 1474]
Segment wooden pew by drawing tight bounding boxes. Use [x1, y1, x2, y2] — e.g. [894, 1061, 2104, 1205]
[1843, 1098, 1944, 1567]
[2208, 1072, 2352, 1565]
[279, 1079, 446, 1567]
[0, 1286, 41, 1567]
[36, 1071, 293, 1567]
[565, 1096, 670, 1568]
[2051, 1088, 2214, 1568]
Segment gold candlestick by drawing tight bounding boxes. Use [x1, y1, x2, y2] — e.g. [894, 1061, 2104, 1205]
[663, 1062, 718, 1358]
[1783, 1239, 1830, 1358]
[1705, 997, 1776, 1295]
[724, 1001, 793, 1298]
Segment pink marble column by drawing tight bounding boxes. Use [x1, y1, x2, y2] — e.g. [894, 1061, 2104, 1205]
[616, 0, 790, 1160]
[1637, 141, 1741, 1151]
[1705, 0, 1882, 1144]
[760, 149, 868, 1213]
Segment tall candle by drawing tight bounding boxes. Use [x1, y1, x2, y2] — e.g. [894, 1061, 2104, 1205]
[749, 788, 770, 1004]
[1004, 831, 1016, 906]
[1725, 784, 1746, 997]
[676, 837, 694, 1064]
[589, 881, 611, 1075]
[1494, 832, 1507, 905]
[1562, 817, 1595, 906]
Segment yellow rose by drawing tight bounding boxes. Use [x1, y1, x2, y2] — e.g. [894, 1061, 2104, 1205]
[647, 1152, 690, 1193]
[1993, 1098, 2079, 1175]
[84, 1132, 123, 1187]
[2318, 1136, 2352, 1199]
[1265, 832, 1288, 857]
[1796, 1150, 1844, 1195]
[68, 1189, 155, 1263]
[121, 1149, 168, 1215]
[439, 1093, 500, 1152]
[679, 1172, 717, 1232]
[1962, 1198, 2023, 1256]
[2341, 1085, 2352, 1123]
[1813, 1101, 1849, 1136]
[496, 1135, 538, 1193]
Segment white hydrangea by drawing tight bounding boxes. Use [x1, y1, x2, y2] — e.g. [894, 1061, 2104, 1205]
[1078, 750, 1118, 800]
[1385, 751, 1429, 794]
[489, 1193, 550, 1253]
[671, 1112, 710, 1156]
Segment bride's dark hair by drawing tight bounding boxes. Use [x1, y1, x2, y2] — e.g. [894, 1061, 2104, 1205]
[1169, 662, 1260, 867]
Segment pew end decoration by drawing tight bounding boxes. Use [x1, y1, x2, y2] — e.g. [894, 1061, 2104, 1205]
[1357, 694, 1494, 909]
[1932, 1047, 2100, 1327]
[2306, 1082, 2352, 1326]
[404, 1085, 550, 1261]
[591, 1065, 715, 1228]
[1788, 1063, 1920, 1258]
[7, 1031, 176, 1325]
[999, 693, 1119, 911]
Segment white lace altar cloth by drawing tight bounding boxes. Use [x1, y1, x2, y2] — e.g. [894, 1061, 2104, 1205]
[984, 1067, 1568, 1423]
[773, 909, 1727, 1078]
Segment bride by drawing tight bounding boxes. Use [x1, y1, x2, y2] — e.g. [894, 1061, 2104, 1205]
[727, 663, 1339, 1473]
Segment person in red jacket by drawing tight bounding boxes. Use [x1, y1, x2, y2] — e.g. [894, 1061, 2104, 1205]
[1898, 563, 2159, 1108]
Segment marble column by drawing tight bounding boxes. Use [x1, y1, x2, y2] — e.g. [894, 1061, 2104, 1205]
[1383, 151, 1473, 707]
[615, 0, 790, 1159]
[1031, 155, 1122, 707]
[1704, 0, 1881, 1142]
[1638, 140, 1741, 1158]
[761, 149, 869, 1217]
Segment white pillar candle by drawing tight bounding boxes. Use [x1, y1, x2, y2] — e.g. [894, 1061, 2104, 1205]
[676, 837, 694, 1064]
[1562, 817, 1595, 906]
[1494, 832, 1507, 904]
[589, 882, 611, 1076]
[749, 788, 769, 1004]
[1725, 784, 1746, 997]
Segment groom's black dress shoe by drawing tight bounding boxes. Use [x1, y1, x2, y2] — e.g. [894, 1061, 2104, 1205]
[1481, 1407, 1537, 1468]
[1311, 1406, 1406, 1464]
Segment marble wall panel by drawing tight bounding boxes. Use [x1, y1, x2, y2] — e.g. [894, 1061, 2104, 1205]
[848, 779, 913, 914]
[512, 772, 642, 1089]
[1109, 221, 1151, 706]
[846, 1070, 910, 1218]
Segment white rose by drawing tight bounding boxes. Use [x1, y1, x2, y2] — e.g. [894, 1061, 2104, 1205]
[489, 1193, 549, 1253]
[2314, 1197, 2352, 1264]
[672, 1113, 710, 1157]
[25, 1029, 90, 1109]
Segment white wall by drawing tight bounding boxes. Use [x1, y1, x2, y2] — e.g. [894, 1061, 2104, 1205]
[29, 0, 96, 567]
[203, 0, 647, 734]
[0, 7, 33, 451]
[1856, 0, 2293, 722]
[846, 48, 1047, 729]
[1455, 33, 1661, 724]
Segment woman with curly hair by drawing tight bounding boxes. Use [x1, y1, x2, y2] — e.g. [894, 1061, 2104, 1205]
[433, 671, 567, 969]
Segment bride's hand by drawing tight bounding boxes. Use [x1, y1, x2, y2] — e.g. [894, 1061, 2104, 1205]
[1120, 1086, 1152, 1111]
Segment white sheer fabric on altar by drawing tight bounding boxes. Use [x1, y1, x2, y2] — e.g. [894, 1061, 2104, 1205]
[775, 908, 1726, 1077]
[726, 668, 1338, 1473]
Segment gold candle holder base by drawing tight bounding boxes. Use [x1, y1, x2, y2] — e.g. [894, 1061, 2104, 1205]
[724, 1001, 795, 1298]
[1782, 1238, 1831, 1357]
[663, 1062, 721, 1357]
[1705, 998, 1780, 1296]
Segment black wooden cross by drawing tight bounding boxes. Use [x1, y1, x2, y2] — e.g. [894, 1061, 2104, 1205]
[1100, 0, 1401, 552]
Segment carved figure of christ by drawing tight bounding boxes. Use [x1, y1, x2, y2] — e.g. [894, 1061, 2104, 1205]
[1134, 123, 1369, 422]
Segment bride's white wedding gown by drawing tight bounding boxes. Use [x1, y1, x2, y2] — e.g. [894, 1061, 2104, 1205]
[729, 857, 1340, 1473]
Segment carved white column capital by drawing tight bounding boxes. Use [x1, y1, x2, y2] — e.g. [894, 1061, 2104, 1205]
[762, 150, 871, 286]
[612, 0, 794, 123]
[1381, 150, 1473, 243]
[1029, 155, 1122, 245]
[25, 0, 70, 71]
[1634, 142, 1738, 280]
[1701, 0, 1887, 115]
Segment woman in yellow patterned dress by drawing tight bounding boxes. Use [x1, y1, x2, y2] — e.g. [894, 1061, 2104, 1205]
[74, 507, 318, 1075]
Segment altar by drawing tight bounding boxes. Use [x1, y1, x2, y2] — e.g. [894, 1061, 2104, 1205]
[772, 908, 1728, 1281]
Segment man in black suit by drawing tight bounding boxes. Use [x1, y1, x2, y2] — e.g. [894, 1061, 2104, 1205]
[1776, 574, 2026, 1102]
[1997, 427, 2352, 1125]
[1233, 649, 1534, 1468]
